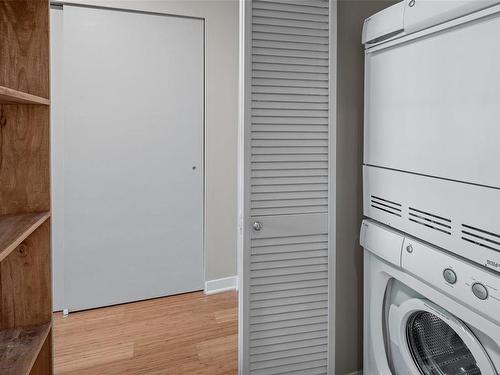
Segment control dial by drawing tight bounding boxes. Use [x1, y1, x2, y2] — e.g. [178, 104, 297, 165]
[472, 283, 489, 300]
[443, 268, 457, 285]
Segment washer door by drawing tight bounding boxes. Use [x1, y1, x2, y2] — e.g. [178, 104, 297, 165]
[388, 298, 496, 375]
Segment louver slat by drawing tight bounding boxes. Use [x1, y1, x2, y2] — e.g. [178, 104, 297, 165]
[253, 116, 328, 124]
[254, 48, 329, 59]
[250, 271, 328, 286]
[253, 77, 328, 88]
[253, 101, 328, 110]
[253, 9, 329, 23]
[247, 0, 329, 373]
[252, 243, 328, 256]
[254, 40, 329, 52]
[250, 329, 328, 345]
[250, 285, 328, 299]
[257, 0, 329, 9]
[253, 70, 327, 81]
[251, 343, 328, 361]
[251, 279, 328, 293]
[253, 94, 329, 103]
[253, 1, 329, 16]
[251, 309, 328, 325]
[251, 359, 327, 375]
[250, 338, 327, 356]
[253, 24, 329, 37]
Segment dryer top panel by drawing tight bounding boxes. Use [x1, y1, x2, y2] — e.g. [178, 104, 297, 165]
[362, 1, 405, 46]
[363, 0, 500, 48]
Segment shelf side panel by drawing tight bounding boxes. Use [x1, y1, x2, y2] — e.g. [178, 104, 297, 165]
[0, 0, 49, 98]
[0, 105, 50, 215]
[29, 328, 52, 375]
[0, 221, 51, 329]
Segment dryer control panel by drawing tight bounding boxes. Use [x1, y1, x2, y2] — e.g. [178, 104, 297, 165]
[401, 237, 500, 324]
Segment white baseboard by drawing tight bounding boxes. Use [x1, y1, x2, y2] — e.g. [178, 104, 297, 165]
[204, 276, 238, 295]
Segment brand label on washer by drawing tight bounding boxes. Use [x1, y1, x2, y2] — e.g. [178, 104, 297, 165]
[486, 260, 500, 269]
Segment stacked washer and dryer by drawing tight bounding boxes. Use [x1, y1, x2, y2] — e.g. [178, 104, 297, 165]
[360, 1, 500, 374]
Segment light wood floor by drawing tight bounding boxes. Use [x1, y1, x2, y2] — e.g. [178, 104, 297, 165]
[53, 291, 238, 374]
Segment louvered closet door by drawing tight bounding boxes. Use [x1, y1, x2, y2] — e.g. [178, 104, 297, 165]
[241, 1, 331, 374]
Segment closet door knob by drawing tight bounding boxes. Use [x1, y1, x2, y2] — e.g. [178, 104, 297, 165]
[252, 221, 263, 231]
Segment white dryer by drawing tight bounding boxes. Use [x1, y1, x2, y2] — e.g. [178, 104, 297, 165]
[362, 0, 500, 273]
[362, 219, 500, 375]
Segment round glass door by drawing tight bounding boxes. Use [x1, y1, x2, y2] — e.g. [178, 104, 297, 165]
[406, 311, 481, 375]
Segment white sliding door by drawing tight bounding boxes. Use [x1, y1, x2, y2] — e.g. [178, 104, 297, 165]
[240, 0, 333, 374]
[52, 5, 204, 311]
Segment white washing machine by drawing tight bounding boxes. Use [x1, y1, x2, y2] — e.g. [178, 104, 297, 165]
[361, 219, 500, 375]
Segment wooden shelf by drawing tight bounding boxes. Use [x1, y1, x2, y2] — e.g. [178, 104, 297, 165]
[0, 212, 50, 263]
[0, 323, 51, 375]
[0, 86, 50, 105]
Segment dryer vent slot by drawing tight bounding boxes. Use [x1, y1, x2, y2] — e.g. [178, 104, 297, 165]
[408, 207, 451, 235]
[461, 224, 500, 253]
[370, 195, 402, 217]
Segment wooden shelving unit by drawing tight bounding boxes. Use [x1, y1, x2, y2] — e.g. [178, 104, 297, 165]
[0, 1, 53, 374]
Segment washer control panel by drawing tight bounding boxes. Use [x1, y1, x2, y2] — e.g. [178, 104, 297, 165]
[401, 237, 500, 321]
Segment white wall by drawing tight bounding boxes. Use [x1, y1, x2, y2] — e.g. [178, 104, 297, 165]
[52, 0, 239, 286]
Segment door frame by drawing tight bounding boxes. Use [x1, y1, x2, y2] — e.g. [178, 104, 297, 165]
[50, 2, 207, 311]
[237, 1, 337, 373]
[327, 2, 338, 373]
